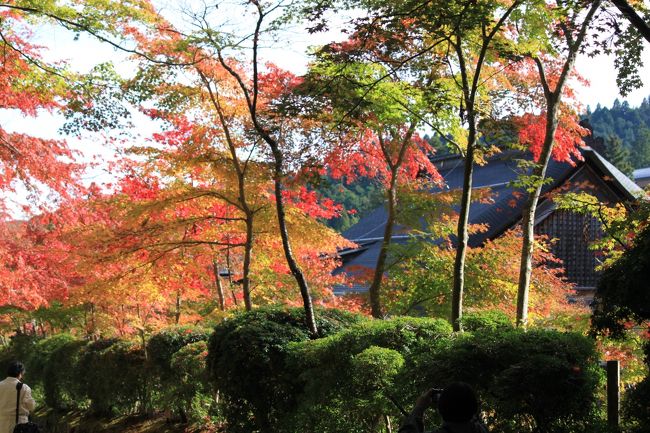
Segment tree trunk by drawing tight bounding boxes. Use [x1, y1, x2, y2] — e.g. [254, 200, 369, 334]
[515, 0, 602, 327]
[270, 145, 318, 336]
[516, 104, 559, 327]
[369, 173, 398, 318]
[241, 214, 254, 311]
[212, 259, 226, 310]
[451, 120, 477, 332]
[174, 290, 182, 324]
[610, 0, 650, 43]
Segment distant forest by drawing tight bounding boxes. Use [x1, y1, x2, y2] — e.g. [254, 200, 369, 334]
[322, 97, 650, 232]
[583, 96, 650, 175]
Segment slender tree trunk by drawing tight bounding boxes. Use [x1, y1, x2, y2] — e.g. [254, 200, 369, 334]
[174, 290, 182, 324]
[516, 103, 559, 327]
[241, 214, 254, 310]
[451, 120, 476, 331]
[212, 259, 226, 311]
[369, 173, 398, 318]
[515, 0, 602, 327]
[270, 145, 318, 336]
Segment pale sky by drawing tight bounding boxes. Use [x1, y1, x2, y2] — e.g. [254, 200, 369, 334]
[1, 5, 649, 215]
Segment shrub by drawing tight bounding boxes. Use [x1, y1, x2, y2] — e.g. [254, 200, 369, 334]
[622, 340, 650, 433]
[170, 341, 218, 424]
[146, 325, 211, 419]
[76, 339, 148, 415]
[43, 339, 88, 410]
[27, 333, 78, 389]
[459, 310, 513, 332]
[147, 325, 211, 377]
[415, 328, 604, 433]
[206, 307, 364, 433]
[285, 317, 452, 433]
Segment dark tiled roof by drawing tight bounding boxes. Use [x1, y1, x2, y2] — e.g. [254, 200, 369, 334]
[337, 148, 641, 282]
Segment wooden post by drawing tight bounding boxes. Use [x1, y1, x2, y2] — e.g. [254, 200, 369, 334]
[607, 360, 620, 431]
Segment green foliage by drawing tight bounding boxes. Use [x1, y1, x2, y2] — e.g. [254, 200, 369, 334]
[622, 377, 650, 433]
[43, 338, 89, 410]
[415, 329, 604, 433]
[169, 341, 218, 424]
[76, 339, 148, 415]
[285, 317, 452, 433]
[317, 177, 384, 232]
[459, 310, 513, 332]
[28, 333, 77, 389]
[146, 325, 212, 421]
[147, 325, 211, 377]
[587, 97, 650, 169]
[591, 223, 650, 338]
[206, 307, 364, 433]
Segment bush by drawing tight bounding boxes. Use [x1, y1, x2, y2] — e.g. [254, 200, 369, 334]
[285, 317, 452, 433]
[76, 339, 148, 415]
[415, 328, 604, 433]
[170, 341, 218, 424]
[147, 325, 211, 419]
[147, 325, 211, 376]
[206, 307, 364, 433]
[43, 339, 88, 410]
[459, 310, 513, 332]
[622, 340, 650, 433]
[28, 334, 78, 389]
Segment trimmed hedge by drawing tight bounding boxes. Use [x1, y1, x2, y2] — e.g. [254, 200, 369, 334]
[206, 307, 365, 433]
[413, 329, 605, 433]
[285, 317, 452, 433]
[146, 325, 212, 421]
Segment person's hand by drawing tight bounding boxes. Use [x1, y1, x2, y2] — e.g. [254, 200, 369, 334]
[412, 388, 441, 416]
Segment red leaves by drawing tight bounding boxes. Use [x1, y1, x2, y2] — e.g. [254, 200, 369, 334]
[326, 129, 442, 187]
[517, 111, 587, 164]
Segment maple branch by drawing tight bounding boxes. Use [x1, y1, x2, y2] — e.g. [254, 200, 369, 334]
[532, 56, 552, 99]
[0, 3, 203, 67]
[0, 28, 67, 79]
[0, 133, 22, 157]
[610, 0, 650, 43]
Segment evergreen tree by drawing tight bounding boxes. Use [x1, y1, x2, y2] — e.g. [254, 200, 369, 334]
[604, 135, 634, 177]
[632, 127, 650, 169]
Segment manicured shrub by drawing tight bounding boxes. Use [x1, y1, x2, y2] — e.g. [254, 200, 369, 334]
[459, 310, 513, 332]
[76, 339, 148, 415]
[0, 333, 40, 372]
[206, 307, 364, 433]
[170, 341, 218, 424]
[285, 317, 452, 433]
[414, 328, 604, 433]
[43, 339, 89, 410]
[147, 325, 211, 376]
[146, 325, 212, 419]
[27, 333, 78, 389]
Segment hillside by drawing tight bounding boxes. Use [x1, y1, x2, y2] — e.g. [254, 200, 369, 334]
[585, 97, 650, 171]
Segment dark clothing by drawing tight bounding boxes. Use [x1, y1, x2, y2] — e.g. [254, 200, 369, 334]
[398, 413, 489, 433]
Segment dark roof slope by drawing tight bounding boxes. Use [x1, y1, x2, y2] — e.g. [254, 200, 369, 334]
[338, 148, 642, 276]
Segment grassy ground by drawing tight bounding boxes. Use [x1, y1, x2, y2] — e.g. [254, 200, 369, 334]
[34, 409, 209, 433]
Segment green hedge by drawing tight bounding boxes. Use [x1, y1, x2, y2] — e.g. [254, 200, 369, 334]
[206, 307, 365, 433]
[76, 339, 148, 415]
[146, 325, 212, 421]
[285, 317, 453, 433]
[414, 329, 604, 433]
[170, 340, 217, 424]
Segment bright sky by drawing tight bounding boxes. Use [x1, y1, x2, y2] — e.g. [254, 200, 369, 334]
[1, 3, 649, 214]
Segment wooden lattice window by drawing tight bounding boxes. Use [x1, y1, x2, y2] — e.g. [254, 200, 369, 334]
[535, 209, 603, 288]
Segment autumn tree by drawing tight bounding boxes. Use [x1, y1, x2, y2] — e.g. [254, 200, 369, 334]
[301, 29, 449, 317]
[508, 0, 603, 327]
